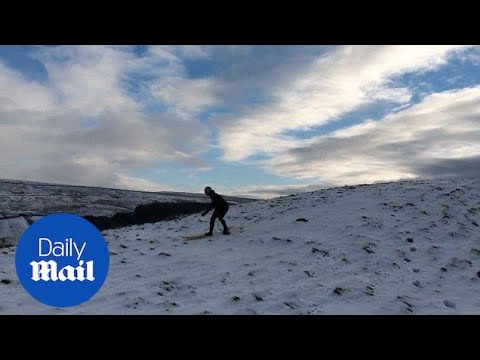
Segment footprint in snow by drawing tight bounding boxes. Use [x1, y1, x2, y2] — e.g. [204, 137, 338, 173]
[333, 287, 348, 295]
[447, 257, 472, 270]
[304, 270, 314, 278]
[363, 245, 375, 254]
[311, 247, 329, 256]
[469, 248, 480, 256]
[284, 301, 297, 309]
[253, 294, 264, 302]
[397, 296, 414, 313]
[412, 280, 422, 288]
[443, 300, 456, 309]
[364, 285, 375, 296]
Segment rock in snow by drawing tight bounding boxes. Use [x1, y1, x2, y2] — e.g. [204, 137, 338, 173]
[0, 217, 29, 248]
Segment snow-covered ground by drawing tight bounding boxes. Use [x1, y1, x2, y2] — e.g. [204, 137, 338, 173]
[0, 179, 252, 218]
[1, 178, 479, 314]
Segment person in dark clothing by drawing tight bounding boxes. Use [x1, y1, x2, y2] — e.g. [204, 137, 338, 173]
[201, 186, 230, 236]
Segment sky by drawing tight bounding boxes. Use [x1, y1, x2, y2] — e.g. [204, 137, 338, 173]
[0, 45, 479, 198]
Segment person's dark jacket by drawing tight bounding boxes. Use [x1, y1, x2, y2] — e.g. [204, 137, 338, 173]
[203, 190, 228, 215]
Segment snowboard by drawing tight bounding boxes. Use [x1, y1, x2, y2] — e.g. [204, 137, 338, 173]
[182, 229, 232, 241]
[183, 233, 210, 241]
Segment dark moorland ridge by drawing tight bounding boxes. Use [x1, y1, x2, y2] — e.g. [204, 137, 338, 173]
[0, 178, 256, 231]
[85, 201, 212, 230]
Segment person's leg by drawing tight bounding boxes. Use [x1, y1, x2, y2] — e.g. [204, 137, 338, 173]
[219, 218, 228, 230]
[207, 213, 218, 235]
[218, 207, 229, 234]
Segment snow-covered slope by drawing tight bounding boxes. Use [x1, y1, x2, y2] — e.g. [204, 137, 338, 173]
[0, 179, 253, 218]
[1, 178, 479, 314]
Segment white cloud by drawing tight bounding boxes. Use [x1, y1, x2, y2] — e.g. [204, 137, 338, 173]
[150, 77, 218, 117]
[0, 61, 54, 112]
[367, 87, 412, 103]
[33, 45, 138, 114]
[218, 45, 471, 162]
[0, 45, 210, 191]
[265, 86, 480, 185]
[113, 174, 177, 192]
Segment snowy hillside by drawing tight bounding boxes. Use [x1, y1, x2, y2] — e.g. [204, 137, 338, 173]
[0, 179, 252, 218]
[1, 178, 479, 314]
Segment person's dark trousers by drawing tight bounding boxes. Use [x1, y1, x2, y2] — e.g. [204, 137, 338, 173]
[210, 207, 229, 233]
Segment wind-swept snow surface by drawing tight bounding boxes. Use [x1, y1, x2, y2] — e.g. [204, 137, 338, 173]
[1, 178, 479, 314]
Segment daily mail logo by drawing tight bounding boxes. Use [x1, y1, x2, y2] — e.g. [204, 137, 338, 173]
[16, 214, 109, 308]
[30, 238, 94, 282]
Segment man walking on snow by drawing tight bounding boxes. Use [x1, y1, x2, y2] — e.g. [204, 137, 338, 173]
[202, 186, 230, 236]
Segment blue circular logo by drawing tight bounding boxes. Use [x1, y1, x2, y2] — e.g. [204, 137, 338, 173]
[15, 213, 109, 307]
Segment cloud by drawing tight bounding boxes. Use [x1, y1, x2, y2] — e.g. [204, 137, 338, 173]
[265, 86, 480, 185]
[229, 183, 335, 199]
[457, 45, 480, 65]
[11, 155, 176, 192]
[1, 45, 479, 194]
[33, 45, 139, 113]
[0, 46, 210, 191]
[113, 174, 177, 192]
[0, 61, 54, 112]
[172, 45, 211, 60]
[217, 45, 471, 162]
[150, 77, 218, 117]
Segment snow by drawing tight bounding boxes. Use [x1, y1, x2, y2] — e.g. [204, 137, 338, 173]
[1, 178, 479, 314]
[0, 179, 252, 218]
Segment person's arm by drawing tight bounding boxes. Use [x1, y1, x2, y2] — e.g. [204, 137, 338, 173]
[202, 202, 213, 216]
